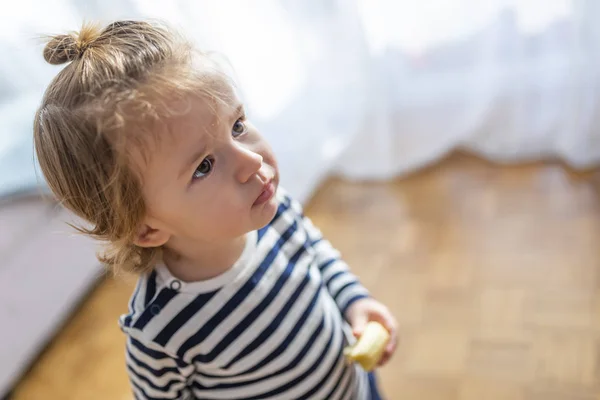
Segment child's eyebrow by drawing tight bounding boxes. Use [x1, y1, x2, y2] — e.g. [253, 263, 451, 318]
[179, 142, 207, 179]
[230, 103, 244, 119]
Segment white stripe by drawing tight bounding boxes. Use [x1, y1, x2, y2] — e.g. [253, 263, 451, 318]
[206, 264, 322, 375]
[302, 218, 323, 240]
[126, 349, 181, 389]
[312, 239, 341, 261]
[130, 276, 148, 316]
[301, 344, 347, 399]
[127, 365, 183, 399]
[263, 299, 346, 400]
[198, 247, 304, 362]
[327, 272, 358, 296]
[328, 364, 352, 400]
[320, 259, 351, 283]
[181, 225, 308, 363]
[131, 384, 144, 399]
[342, 374, 356, 400]
[191, 298, 343, 399]
[356, 367, 371, 400]
[336, 286, 370, 311]
[193, 269, 325, 385]
[126, 336, 178, 369]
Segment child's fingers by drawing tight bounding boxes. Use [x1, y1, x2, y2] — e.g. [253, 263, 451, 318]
[377, 331, 397, 367]
[351, 313, 369, 338]
[373, 305, 398, 366]
[377, 344, 395, 366]
[376, 306, 398, 335]
[378, 352, 391, 367]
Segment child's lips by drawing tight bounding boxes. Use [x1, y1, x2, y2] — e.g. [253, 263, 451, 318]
[253, 180, 275, 206]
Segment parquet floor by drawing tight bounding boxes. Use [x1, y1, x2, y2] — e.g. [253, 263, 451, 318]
[11, 152, 600, 399]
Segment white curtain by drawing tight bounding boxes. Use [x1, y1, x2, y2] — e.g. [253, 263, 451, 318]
[1, 0, 599, 202]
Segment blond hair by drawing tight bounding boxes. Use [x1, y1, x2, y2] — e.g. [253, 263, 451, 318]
[34, 20, 223, 274]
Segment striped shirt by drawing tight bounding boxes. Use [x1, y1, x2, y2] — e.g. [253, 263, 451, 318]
[119, 188, 373, 399]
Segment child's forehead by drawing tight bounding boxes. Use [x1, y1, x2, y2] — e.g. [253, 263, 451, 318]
[184, 88, 240, 128]
[195, 74, 241, 113]
[127, 75, 241, 160]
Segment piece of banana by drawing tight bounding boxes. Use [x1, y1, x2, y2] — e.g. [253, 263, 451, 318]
[344, 321, 390, 371]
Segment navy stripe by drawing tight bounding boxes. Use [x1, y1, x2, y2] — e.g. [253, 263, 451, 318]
[241, 286, 323, 375]
[130, 379, 161, 400]
[194, 243, 307, 364]
[224, 265, 313, 368]
[124, 279, 143, 328]
[130, 279, 142, 311]
[193, 315, 325, 390]
[130, 379, 186, 400]
[310, 237, 323, 246]
[134, 288, 178, 331]
[130, 337, 173, 360]
[324, 270, 345, 287]
[257, 200, 291, 242]
[318, 258, 337, 272]
[257, 225, 269, 242]
[192, 311, 334, 394]
[244, 322, 340, 399]
[154, 290, 217, 347]
[178, 220, 298, 359]
[333, 280, 360, 302]
[128, 349, 179, 377]
[127, 364, 182, 393]
[130, 378, 184, 400]
[280, 192, 292, 207]
[196, 286, 323, 379]
[341, 293, 370, 315]
[322, 358, 351, 399]
[130, 379, 162, 400]
[144, 270, 158, 307]
[218, 310, 327, 388]
[294, 335, 346, 399]
[339, 371, 353, 400]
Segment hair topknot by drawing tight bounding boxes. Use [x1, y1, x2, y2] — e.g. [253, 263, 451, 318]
[43, 22, 102, 65]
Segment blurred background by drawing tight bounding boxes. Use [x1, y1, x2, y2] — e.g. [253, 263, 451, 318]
[2, 0, 600, 399]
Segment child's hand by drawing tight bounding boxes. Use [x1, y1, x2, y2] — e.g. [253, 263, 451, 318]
[345, 298, 398, 367]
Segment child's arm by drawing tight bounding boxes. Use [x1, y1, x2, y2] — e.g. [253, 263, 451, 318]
[125, 335, 193, 399]
[283, 191, 370, 314]
[303, 215, 371, 314]
[284, 191, 398, 367]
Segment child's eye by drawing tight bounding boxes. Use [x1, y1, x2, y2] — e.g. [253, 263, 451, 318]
[192, 156, 214, 180]
[232, 118, 247, 137]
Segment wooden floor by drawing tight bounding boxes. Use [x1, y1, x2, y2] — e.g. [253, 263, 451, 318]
[10, 152, 600, 400]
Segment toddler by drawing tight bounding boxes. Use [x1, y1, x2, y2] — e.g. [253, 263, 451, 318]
[34, 20, 397, 399]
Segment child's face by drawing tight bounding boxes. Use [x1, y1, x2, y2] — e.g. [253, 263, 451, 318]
[134, 79, 279, 248]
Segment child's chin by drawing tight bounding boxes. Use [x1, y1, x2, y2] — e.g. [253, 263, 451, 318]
[254, 200, 278, 228]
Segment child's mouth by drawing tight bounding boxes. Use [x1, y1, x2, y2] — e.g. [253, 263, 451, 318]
[253, 180, 275, 206]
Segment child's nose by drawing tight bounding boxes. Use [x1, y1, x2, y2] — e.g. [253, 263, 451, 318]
[234, 146, 263, 183]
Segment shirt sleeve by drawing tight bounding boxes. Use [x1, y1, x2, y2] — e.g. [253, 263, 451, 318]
[125, 335, 194, 400]
[283, 190, 370, 315]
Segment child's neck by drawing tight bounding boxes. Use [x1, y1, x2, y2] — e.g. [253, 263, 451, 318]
[161, 234, 248, 282]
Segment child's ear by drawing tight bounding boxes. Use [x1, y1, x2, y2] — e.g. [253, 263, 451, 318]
[133, 224, 171, 248]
